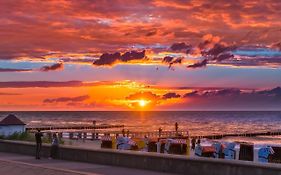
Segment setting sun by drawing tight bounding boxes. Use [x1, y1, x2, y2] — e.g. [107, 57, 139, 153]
[138, 99, 148, 107]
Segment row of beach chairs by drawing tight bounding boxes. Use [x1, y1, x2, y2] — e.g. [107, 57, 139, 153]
[100, 136, 281, 163]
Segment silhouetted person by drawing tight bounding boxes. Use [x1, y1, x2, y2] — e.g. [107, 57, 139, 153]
[35, 129, 43, 159]
[50, 133, 59, 159]
[158, 127, 162, 138]
[196, 138, 201, 145]
[122, 129, 125, 137]
[191, 138, 196, 150]
[175, 122, 178, 134]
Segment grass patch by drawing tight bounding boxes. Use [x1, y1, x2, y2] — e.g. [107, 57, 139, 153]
[0, 132, 64, 144]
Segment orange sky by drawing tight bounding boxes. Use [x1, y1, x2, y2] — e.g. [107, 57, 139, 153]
[0, 0, 281, 110]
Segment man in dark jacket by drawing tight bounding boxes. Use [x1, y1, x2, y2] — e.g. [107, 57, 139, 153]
[35, 129, 43, 159]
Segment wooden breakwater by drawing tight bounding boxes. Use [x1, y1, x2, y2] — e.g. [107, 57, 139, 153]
[25, 123, 281, 140]
[193, 131, 281, 140]
[26, 124, 124, 132]
[32, 129, 281, 141]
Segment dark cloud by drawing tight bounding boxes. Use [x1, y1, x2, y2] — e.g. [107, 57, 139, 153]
[181, 87, 281, 110]
[183, 87, 281, 99]
[258, 87, 281, 97]
[0, 68, 32, 72]
[93, 52, 121, 66]
[192, 34, 237, 67]
[162, 56, 174, 63]
[214, 52, 234, 61]
[40, 63, 63, 72]
[170, 42, 192, 51]
[162, 92, 181, 99]
[43, 95, 90, 103]
[121, 50, 146, 62]
[60, 58, 93, 63]
[183, 91, 199, 97]
[186, 59, 208, 68]
[0, 81, 102, 88]
[126, 91, 160, 100]
[162, 56, 183, 69]
[202, 88, 241, 97]
[204, 44, 234, 56]
[93, 50, 146, 66]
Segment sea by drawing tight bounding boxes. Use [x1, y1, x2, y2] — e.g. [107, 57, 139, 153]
[1, 111, 281, 145]
[1, 111, 281, 134]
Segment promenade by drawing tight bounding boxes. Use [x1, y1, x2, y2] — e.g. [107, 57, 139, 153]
[0, 152, 174, 175]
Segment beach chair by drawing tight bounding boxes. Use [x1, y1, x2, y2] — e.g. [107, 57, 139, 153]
[258, 146, 274, 163]
[101, 136, 112, 149]
[268, 147, 281, 163]
[116, 136, 137, 150]
[223, 142, 236, 160]
[195, 145, 216, 157]
[239, 143, 254, 161]
[163, 139, 187, 155]
[147, 140, 158, 152]
[212, 142, 222, 158]
[157, 139, 166, 153]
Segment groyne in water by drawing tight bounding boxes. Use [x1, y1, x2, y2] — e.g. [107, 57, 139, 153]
[27, 126, 281, 141]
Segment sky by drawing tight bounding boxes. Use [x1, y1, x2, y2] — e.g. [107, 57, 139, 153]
[0, 0, 281, 111]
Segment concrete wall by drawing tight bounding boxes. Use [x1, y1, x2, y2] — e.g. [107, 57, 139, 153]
[0, 125, 25, 136]
[0, 140, 281, 175]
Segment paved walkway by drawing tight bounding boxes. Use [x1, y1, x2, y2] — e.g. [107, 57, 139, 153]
[0, 152, 175, 175]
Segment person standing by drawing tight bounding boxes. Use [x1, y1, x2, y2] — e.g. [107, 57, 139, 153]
[175, 122, 178, 135]
[50, 133, 59, 159]
[35, 129, 43, 159]
[158, 127, 162, 138]
[191, 138, 196, 150]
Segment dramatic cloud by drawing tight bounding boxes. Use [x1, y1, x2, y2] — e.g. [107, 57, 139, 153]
[184, 88, 241, 98]
[43, 95, 90, 103]
[170, 42, 192, 53]
[198, 34, 221, 50]
[40, 63, 63, 72]
[258, 87, 281, 97]
[187, 59, 208, 68]
[183, 91, 198, 97]
[162, 56, 174, 63]
[126, 91, 160, 101]
[0, 68, 32, 72]
[180, 87, 281, 110]
[162, 92, 181, 99]
[0, 81, 108, 88]
[214, 53, 234, 61]
[162, 56, 183, 69]
[93, 50, 146, 66]
[0, 0, 279, 62]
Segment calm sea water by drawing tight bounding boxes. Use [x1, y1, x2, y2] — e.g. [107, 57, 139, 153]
[1, 111, 281, 137]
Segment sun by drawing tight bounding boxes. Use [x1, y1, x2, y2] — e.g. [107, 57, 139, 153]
[138, 99, 148, 107]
